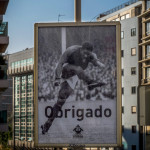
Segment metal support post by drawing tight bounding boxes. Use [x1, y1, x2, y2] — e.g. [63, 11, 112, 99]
[74, 0, 81, 22]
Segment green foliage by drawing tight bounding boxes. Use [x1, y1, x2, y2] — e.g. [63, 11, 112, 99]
[0, 124, 12, 149]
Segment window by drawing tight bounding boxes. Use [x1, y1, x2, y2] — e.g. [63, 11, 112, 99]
[12, 62, 15, 69]
[15, 126, 19, 129]
[21, 59, 26, 67]
[131, 67, 136, 75]
[131, 28, 136, 36]
[122, 87, 124, 95]
[122, 125, 124, 133]
[146, 0, 150, 10]
[0, 110, 7, 123]
[146, 68, 150, 80]
[131, 48, 136, 56]
[122, 69, 124, 76]
[131, 86, 136, 94]
[146, 22, 150, 35]
[121, 50, 124, 57]
[27, 58, 33, 66]
[146, 45, 150, 58]
[21, 126, 25, 130]
[131, 106, 136, 114]
[121, 15, 125, 20]
[126, 13, 130, 19]
[146, 126, 150, 135]
[132, 126, 136, 133]
[121, 31, 124, 39]
[132, 145, 136, 150]
[116, 18, 120, 21]
[122, 106, 124, 114]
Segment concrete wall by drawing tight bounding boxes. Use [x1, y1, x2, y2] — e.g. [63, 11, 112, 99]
[121, 17, 139, 150]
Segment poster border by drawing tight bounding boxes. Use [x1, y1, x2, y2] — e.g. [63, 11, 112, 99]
[34, 22, 122, 148]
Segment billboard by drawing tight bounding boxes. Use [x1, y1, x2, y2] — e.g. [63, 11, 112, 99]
[34, 22, 121, 147]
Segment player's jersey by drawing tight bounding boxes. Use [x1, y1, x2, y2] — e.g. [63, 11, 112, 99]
[55, 45, 97, 79]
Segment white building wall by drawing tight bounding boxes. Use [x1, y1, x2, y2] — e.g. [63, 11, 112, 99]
[121, 17, 139, 150]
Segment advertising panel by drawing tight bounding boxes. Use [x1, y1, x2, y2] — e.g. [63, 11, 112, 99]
[34, 22, 121, 147]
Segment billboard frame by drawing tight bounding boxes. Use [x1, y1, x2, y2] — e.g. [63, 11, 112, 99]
[34, 22, 122, 148]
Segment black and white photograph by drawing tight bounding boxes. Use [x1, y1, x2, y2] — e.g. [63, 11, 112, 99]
[36, 24, 119, 145]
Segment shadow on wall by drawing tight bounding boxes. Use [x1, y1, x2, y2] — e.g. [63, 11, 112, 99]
[122, 128, 140, 150]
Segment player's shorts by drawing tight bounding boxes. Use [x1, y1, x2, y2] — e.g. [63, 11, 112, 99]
[61, 63, 79, 89]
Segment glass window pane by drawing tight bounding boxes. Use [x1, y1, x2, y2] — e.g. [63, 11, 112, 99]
[132, 106, 136, 113]
[131, 67, 136, 75]
[146, 45, 150, 58]
[121, 15, 125, 20]
[131, 28, 136, 36]
[116, 18, 120, 21]
[121, 31, 124, 39]
[126, 14, 130, 19]
[146, 68, 150, 79]
[131, 48, 136, 56]
[146, 0, 150, 10]
[146, 22, 150, 35]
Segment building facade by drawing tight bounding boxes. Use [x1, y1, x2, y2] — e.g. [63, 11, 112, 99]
[138, 0, 150, 150]
[0, 0, 10, 132]
[8, 48, 34, 147]
[97, 0, 142, 150]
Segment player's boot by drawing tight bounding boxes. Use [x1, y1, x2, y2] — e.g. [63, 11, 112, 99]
[87, 81, 106, 91]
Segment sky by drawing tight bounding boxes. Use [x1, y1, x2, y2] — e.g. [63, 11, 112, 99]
[4, 0, 129, 54]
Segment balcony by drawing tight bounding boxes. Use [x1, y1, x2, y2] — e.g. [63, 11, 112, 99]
[8, 140, 34, 148]
[0, 65, 9, 91]
[0, 0, 9, 15]
[141, 77, 150, 85]
[0, 22, 9, 53]
[139, 39, 150, 46]
[8, 64, 34, 76]
[138, 8, 150, 18]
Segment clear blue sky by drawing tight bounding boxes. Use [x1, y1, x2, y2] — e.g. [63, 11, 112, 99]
[4, 0, 129, 54]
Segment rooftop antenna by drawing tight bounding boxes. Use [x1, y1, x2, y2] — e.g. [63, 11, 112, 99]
[58, 14, 65, 22]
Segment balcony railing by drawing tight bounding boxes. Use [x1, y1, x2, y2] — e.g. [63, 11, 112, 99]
[99, 0, 139, 17]
[0, 22, 8, 36]
[8, 64, 34, 75]
[141, 77, 150, 84]
[0, 65, 7, 79]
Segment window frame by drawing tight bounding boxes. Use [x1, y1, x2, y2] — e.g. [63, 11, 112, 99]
[131, 28, 136, 36]
[131, 67, 136, 75]
[132, 126, 136, 133]
[131, 106, 137, 114]
[131, 48, 136, 56]
[131, 86, 136, 94]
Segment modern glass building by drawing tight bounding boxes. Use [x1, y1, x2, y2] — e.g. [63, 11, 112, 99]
[8, 48, 34, 147]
